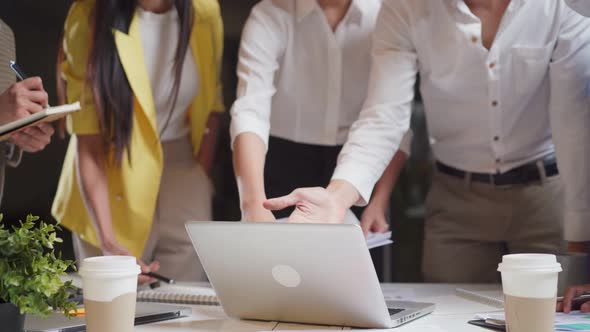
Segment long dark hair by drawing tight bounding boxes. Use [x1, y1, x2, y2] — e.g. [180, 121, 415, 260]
[87, 0, 194, 163]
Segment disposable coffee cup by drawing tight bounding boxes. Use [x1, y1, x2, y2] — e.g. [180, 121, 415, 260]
[498, 254, 562, 332]
[79, 256, 140, 332]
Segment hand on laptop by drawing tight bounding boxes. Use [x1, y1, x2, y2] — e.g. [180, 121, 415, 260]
[360, 203, 390, 237]
[263, 181, 359, 224]
[0, 77, 54, 152]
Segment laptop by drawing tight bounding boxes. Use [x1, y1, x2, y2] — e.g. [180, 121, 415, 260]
[186, 222, 435, 329]
[25, 302, 191, 332]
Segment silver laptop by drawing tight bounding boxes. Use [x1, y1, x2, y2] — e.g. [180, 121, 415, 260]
[25, 303, 191, 332]
[186, 222, 434, 329]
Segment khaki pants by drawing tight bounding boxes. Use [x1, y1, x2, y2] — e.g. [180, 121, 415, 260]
[73, 136, 212, 282]
[422, 171, 565, 283]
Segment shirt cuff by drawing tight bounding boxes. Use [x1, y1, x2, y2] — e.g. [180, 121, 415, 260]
[564, 210, 590, 242]
[332, 162, 378, 207]
[230, 113, 271, 151]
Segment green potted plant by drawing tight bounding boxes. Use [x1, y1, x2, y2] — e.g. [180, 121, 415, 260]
[0, 215, 77, 332]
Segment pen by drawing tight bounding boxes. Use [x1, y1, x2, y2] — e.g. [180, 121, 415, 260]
[9, 60, 28, 81]
[556, 293, 590, 303]
[141, 272, 175, 284]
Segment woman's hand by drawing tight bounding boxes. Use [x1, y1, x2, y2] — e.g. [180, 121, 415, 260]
[360, 203, 390, 237]
[102, 238, 160, 285]
[557, 284, 590, 313]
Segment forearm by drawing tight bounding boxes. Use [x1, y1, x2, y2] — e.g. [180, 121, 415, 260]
[369, 150, 408, 209]
[233, 133, 268, 210]
[76, 135, 114, 247]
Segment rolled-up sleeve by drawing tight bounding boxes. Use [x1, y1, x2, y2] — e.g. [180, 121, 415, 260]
[62, 2, 101, 136]
[332, 1, 417, 205]
[549, 4, 590, 242]
[229, 2, 286, 150]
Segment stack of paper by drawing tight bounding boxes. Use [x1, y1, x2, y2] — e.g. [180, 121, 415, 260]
[475, 312, 590, 331]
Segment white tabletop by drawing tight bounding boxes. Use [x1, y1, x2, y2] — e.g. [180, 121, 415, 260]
[135, 283, 504, 331]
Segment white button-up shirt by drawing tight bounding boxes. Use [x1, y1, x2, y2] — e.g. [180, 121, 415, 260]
[332, 0, 590, 242]
[230, 0, 411, 151]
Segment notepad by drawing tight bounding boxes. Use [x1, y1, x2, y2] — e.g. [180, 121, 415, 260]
[278, 209, 393, 249]
[137, 284, 219, 306]
[0, 101, 80, 141]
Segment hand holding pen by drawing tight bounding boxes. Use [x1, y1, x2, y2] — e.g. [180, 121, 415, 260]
[0, 61, 53, 152]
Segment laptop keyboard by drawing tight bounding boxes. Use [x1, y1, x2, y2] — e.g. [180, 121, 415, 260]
[388, 308, 405, 316]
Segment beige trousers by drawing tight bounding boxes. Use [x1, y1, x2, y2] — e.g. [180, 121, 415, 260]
[73, 136, 212, 282]
[422, 171, 565, 283]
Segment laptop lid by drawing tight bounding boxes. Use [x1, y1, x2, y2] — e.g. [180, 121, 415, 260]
[186, 222, 394, 329]
[25, 302, 191, 332]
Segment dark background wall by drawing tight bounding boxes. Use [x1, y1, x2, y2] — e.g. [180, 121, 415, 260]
[0, 0, 430, 282]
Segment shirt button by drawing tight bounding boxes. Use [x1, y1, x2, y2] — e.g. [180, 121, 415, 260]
[491, 100, 498, 107]
[471, 36, 478, 44]
[494, 136, 499, 141]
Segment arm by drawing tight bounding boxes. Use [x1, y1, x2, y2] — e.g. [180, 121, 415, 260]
[230, 3, 286, 221]
[76, 135, 157, 284]
[265, 2, 417, 223]
[75, 135, 117, 253]
[548, 4, 590, 251]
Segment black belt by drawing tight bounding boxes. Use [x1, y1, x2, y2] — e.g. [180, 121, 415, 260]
[435, 156, 559, 186]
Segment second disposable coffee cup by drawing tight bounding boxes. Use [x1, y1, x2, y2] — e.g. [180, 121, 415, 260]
[498, 254, 562, 332]
[79, 256, 140, 332]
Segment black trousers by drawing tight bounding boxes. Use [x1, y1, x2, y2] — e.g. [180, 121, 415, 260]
[264, 136, 343, 219]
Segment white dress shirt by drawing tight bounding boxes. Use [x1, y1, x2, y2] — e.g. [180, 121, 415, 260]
[138, 8, 199, 142]
[230, 0, 412, 151]
[332, 0, 590, 242]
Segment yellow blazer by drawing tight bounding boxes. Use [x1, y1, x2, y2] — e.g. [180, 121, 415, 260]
[52, 0, 224, 257]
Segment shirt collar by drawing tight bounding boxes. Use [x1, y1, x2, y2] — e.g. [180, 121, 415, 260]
[297, 0, 363, 25]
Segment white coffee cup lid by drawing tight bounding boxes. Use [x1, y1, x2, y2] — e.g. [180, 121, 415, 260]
[497, 254, 562, 273]
[79, 256, 140, 277]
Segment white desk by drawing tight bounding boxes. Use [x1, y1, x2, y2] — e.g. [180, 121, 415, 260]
[136, 283, 504, 331]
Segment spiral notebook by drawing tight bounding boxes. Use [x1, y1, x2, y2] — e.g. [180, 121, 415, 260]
[455, 288, 504, 309]
[137, 284, 219, 306]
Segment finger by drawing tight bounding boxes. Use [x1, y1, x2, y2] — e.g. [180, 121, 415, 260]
[137, 259, 152, 273]
[360, 218, 371, 237]
[582, 301, 590, 313]
[22, 127, 51, 147]
[564, 286, 585, 313]
[138, 275, 155, 285]
[149, 261, 160, 272]
[263, 192, 300, 211]
[20, 77, 44, 91]
[557, 302, 564, 312]
[24, 90, 49, 107]
[375, 218, 390, 233]
[11, 132, 46, 152]
[20, 99, 44, 115]
[35, 123, 55, 136]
